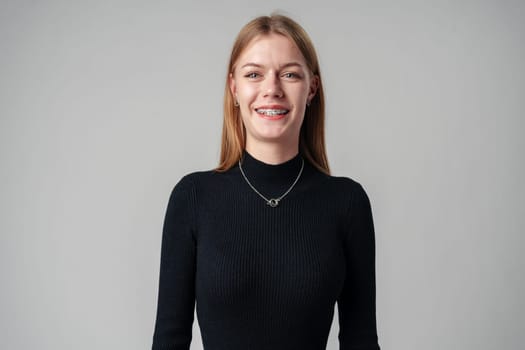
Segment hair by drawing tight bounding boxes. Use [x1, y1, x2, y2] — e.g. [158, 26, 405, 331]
[214, 13, 330, 175]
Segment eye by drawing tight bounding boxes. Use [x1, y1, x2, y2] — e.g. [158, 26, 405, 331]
[245, 72, 260, 79]
[282, 72, 301, 79]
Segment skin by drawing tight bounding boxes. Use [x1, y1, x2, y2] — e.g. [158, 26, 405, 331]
[229, 33, 319, 165]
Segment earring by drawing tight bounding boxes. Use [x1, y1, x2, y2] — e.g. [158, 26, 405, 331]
[306, 100, 311, 107]
[234, 100, 239, 107]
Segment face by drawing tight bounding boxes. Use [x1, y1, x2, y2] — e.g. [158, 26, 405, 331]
[229, 33, 318, 150]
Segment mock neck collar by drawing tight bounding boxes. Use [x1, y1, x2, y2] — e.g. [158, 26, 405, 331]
[239, 149, 304, 184]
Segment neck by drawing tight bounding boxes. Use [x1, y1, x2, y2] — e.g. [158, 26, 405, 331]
[238, 148, 305, 201]
[244, 140, 299, 165]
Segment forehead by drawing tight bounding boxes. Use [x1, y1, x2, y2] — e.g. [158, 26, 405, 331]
[236, 33, 307, 68]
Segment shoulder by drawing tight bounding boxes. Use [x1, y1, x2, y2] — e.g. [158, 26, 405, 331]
[164, 170, 218, 218]
[174, 170, 214, 187]
[175, 168, 230, 188]
[168, 168, 228, 197]
[318, 173, 373, 218]
[321, 172, 370, 199]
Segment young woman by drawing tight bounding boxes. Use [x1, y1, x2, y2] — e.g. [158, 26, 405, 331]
[152, 14, 380, 350]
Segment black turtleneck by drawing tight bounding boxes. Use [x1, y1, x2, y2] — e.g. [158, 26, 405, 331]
[152, 150, 380, 350]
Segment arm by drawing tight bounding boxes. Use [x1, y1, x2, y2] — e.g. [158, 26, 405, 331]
[152, 177, 197, 350]
[338, 182, 380, 350]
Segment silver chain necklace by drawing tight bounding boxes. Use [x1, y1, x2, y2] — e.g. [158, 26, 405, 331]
[238, 154, 304, 207]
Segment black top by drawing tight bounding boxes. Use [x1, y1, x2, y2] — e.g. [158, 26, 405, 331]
[152, 149, 380, 350]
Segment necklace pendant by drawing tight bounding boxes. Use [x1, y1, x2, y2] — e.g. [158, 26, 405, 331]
[267, 198, 279, 207]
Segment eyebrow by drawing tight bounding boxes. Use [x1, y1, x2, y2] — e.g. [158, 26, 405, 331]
[240, 62, 304, 69]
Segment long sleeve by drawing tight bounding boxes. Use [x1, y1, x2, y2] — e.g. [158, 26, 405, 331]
[338, 182, 380, 350]
[152, 177, 197, 350]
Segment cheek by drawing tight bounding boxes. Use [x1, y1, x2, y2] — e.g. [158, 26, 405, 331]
[237, 83, 257, 100]
[288, 84, 310, 101]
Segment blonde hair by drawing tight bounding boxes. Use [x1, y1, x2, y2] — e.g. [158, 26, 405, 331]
[214, 14, 330, 175]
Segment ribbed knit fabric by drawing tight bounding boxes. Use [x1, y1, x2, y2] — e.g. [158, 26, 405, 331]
[152, 149, 380, 350]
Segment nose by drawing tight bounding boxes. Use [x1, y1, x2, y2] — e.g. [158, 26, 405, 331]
[263, 74, 284, 98]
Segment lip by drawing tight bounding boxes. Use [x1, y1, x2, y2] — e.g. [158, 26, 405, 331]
[257, 113, 287, 120]
[255, 104, 290, 120]
[255, 104, 289, 110]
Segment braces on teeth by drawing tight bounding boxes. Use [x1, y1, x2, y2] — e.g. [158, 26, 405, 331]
[257, 109, 288, 116]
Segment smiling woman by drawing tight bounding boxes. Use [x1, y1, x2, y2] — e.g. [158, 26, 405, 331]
[229, 33, 318, 155]
[217, 14, 327, 171]
[152, 13, 381, 350]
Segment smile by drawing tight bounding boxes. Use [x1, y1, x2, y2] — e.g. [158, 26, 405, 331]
[255, 108, 289, 116]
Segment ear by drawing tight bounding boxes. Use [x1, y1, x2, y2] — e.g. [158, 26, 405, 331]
[307, 75, 319, 104]
[229, 72, 237, 97]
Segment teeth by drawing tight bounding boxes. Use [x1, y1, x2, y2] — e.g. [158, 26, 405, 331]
[256, 109, 289, 116]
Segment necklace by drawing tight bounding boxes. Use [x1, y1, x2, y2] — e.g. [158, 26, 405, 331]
[238, 154, 304, 207]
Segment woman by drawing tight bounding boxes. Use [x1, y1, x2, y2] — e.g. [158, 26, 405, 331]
[152, 14, 380, 350]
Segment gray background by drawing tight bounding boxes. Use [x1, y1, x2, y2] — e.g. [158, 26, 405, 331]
[1, 0, 523, 349]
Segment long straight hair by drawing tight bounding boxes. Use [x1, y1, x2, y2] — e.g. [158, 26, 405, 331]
[214, 14, 330, 175]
